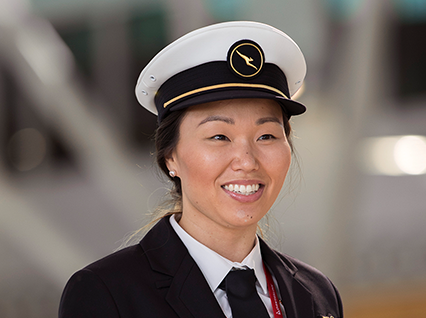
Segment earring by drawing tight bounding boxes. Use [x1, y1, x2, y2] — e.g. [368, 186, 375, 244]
[169, 170, 176, 178]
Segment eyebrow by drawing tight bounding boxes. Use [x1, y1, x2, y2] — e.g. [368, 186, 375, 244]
[256, 117, 283, 126]
[198, 115, 283, 127]
[198, 115, 235, 126]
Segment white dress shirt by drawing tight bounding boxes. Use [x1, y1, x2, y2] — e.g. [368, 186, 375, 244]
[170, 215, 281, 318]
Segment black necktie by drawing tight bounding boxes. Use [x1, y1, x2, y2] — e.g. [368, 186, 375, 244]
[222, 269, 269, 318]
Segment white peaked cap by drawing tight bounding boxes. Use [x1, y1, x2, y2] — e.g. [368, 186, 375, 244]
[135, 21, 307, 122]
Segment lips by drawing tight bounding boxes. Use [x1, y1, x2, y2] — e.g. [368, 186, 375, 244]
[222, 183, 260, 196]
[221, 181, 265, 203]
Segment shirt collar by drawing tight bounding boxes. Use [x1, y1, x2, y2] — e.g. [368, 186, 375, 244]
[169, 215, 268, 294]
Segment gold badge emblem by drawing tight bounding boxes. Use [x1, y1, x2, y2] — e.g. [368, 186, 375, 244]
[228, 40, 264, 78]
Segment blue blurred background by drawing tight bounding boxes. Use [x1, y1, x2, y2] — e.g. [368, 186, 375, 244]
[1, 0, 426, 316]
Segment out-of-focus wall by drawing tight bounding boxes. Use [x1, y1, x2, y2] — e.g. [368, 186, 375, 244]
[1, 0, 426, 317]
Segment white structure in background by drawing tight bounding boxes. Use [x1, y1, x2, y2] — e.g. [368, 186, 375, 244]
[360, 135, 426, 176]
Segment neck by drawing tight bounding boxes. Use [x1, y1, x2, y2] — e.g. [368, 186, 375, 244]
[178, 212, 258, 263]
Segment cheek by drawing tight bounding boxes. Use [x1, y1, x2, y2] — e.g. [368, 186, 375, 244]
[176, 145, 226, 184]
[282, 145, 292, 169]
[177, 148, 226, 205]
[267, 144, 292, 179]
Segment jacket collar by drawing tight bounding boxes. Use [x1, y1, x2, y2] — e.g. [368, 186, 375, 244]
[259, 238, 315, 318]
[140, 216, 225, 318]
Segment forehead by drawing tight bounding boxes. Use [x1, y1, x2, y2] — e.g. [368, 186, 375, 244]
[183, 98, 283, 122]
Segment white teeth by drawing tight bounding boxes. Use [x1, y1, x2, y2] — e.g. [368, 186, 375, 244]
[223, 184, 260, 195]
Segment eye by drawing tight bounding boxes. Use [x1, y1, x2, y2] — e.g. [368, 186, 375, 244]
[258, 134, 276, 141]
[211, 134, 230, 141]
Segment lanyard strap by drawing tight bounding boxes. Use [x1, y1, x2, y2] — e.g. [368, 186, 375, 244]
[263, 263, 284, 318]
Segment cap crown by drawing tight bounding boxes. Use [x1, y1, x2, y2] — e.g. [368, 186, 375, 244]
[135, 21, 306, 119]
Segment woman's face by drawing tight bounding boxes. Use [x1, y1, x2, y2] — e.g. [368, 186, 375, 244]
[166, 98, 292, 232]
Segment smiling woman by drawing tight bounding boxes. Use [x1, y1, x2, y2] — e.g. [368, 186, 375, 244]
[59, 21, 343, 318]
[166, 99, 291, 262]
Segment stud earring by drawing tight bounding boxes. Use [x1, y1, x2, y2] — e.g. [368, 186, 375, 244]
[169, 170, 176, 178]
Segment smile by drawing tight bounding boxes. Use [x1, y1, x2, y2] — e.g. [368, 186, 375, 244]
[222, 184, 260, 196]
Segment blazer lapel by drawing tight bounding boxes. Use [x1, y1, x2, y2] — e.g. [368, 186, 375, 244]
[141, 217, 225, 318]
[260, 238, 315, 318]
[166, 253, 226, 318]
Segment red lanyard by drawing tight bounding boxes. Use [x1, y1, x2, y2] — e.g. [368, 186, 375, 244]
[263, 263, 284, 318]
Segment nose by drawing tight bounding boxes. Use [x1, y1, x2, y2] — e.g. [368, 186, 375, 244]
[230, 141, 259, 172]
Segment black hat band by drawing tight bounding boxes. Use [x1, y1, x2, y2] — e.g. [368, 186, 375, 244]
[154, 61, 293, 122]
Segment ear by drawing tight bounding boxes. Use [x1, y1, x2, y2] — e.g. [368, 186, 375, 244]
[165, 151, 178, 176]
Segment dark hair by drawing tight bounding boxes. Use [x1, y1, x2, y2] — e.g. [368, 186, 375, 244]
[154, 109, 186, 212]
[154, 103, 293, 211]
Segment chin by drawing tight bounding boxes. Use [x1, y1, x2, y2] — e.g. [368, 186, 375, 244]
[230, 209, 265, 226]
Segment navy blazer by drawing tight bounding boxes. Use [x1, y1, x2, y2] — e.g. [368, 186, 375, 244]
[59, 216, 343, 318]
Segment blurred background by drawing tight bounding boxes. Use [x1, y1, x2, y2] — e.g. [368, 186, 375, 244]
[1, 0, 426, 316]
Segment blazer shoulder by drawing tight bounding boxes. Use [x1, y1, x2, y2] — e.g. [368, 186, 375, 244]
[261, 240, 335, 289]
[276, 251, 344, 317]
[59, 268, 120, 318]
[59, 244, 166, 318]
[278, 252, 331, 283]
[85, 244, 145, 274]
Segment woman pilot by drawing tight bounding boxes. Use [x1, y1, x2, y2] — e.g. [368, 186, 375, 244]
[59, 21, 343, 318]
